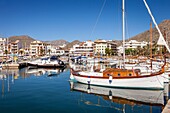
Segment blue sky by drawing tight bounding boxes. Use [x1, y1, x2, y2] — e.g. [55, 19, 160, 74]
[0, 0, 170, 42]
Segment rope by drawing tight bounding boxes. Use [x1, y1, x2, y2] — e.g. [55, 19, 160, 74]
[156, 75, 163, 86]
[90, 0, 107, 38]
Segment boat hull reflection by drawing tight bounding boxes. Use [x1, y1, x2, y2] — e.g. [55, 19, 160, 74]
[70, 82, 164, 106]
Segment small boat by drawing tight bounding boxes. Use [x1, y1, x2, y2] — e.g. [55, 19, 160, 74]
[26, 68, 65, 76]
[28, 55, 66, 68]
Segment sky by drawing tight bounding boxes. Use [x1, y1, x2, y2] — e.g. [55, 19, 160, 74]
[0, 0, 170, 42]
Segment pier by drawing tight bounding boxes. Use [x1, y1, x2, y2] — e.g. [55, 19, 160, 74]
[1, 63, 19, 69]
[162, 99, 170, 113]
[1, 61, 28, 69]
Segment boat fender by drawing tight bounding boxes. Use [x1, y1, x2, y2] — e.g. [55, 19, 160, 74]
[58, 60, 61, 64]
[87, 76, 90, 84]
[87, 84, 91, 93]
[109, 90, 112, 100]
[59, 60, 64, 65]
[109, 74, 112, 84]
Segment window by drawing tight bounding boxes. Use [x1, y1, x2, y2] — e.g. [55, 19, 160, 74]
[118, 73, 120, 76]
[129, 73, 132, 76]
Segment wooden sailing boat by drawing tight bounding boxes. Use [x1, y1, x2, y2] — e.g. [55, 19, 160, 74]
[70, 0, 167, 90]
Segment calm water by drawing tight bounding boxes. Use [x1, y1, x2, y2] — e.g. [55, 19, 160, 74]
[0, 67, 169, 113]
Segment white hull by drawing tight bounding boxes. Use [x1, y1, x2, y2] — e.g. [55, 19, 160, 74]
[70, 71, 164, 90]
[161, 73, 170, 83]
[70, 82, 164, 105]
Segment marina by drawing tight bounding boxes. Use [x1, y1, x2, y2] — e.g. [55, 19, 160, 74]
[0, 66, 169, 113]
[0, 0, 170, 113]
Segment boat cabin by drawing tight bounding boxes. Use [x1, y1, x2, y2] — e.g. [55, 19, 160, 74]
[103, 68, 140, 78]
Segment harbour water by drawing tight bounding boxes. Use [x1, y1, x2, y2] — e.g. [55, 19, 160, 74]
[0, 67, 169, 113]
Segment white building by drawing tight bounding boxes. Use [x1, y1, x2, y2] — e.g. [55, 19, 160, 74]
[125, 40, 148, 49]
[117, 40, 148, 54]
[0, 38, 7, 56]
[94, 39, 117, 56]
[46, 44, 66, 56]
[30, 40, 47, 57]
[9, 40, 22, 54]
[69, 40, 94, 56]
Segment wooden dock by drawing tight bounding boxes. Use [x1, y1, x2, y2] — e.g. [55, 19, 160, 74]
[2, 63, 19, 69]
[162, 99, 170, 113]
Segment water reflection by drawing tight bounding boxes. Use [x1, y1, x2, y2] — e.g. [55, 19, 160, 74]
[70, 81, 169, 113]
[26, 68, 67, 77]
[0, 67, 67, 98]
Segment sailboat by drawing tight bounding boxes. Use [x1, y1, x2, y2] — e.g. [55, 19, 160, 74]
[70, 0, 168, 90]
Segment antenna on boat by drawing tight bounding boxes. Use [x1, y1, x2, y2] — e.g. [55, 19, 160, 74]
[122, 0, 125, 68]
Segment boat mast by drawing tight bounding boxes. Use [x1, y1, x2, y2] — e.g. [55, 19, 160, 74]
[122, 0, 125, 68]
[150, 21, 152, 70]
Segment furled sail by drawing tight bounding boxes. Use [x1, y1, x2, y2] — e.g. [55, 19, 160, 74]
[143, 0, 170, 53]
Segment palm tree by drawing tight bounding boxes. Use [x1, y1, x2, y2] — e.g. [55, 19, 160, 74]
[142, 44, 150, 56]
[4, 50, 8, 57]
[48, 49, 51, 55]
[136, 46, 142, 56]
[125, 48, 131, 55]
[105, 48, 110, 56]
[152, 43, 158, 55]
[40, 48, 44, 56]
[19, 50, 24, 56]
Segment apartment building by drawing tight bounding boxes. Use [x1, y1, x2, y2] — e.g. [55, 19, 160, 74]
[70, 40, 94, 56]
[117, 40, 148, 54]
[0, 38, 7, 56]
[30, 40, 47, 56]
[94, 39, 117, 56]
[9, 40, 22, 54]
[125, 40, 148, 49]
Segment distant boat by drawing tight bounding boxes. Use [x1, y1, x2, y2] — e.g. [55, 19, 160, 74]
[26, 67, 65, 76]
[70, 56, 87, 64]
[28, 55, 66, 68]
[70, 82, 164, 106]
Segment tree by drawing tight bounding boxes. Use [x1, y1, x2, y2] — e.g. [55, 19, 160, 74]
[105, 48, 110, 56]
[125, 48, 133, 55]
[19, 50, 24, 56]
[136, 46, 142, 56]
[142, 44, 150, 56]
[48, 49, 51, 55]
[4, 50, 8, 56]
[40, 48, 44, 56]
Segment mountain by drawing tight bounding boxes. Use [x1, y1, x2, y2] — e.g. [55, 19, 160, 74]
[8, 35, 79, 50]
[127, 20, 170, 44]
[8, 35, 35, 48]
[8, 20, 170, 49]
[44, 40, 69, 46]
[64, 40, 81, 50]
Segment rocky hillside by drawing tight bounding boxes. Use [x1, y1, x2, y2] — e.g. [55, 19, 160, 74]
[8, 20, 170, 49]
[128, 20, 170, 44]
[44, 39, 69, 46]
[7, 35, 80, 50]
[64, 40, 81, 50]
[8, 35, 35, 48]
